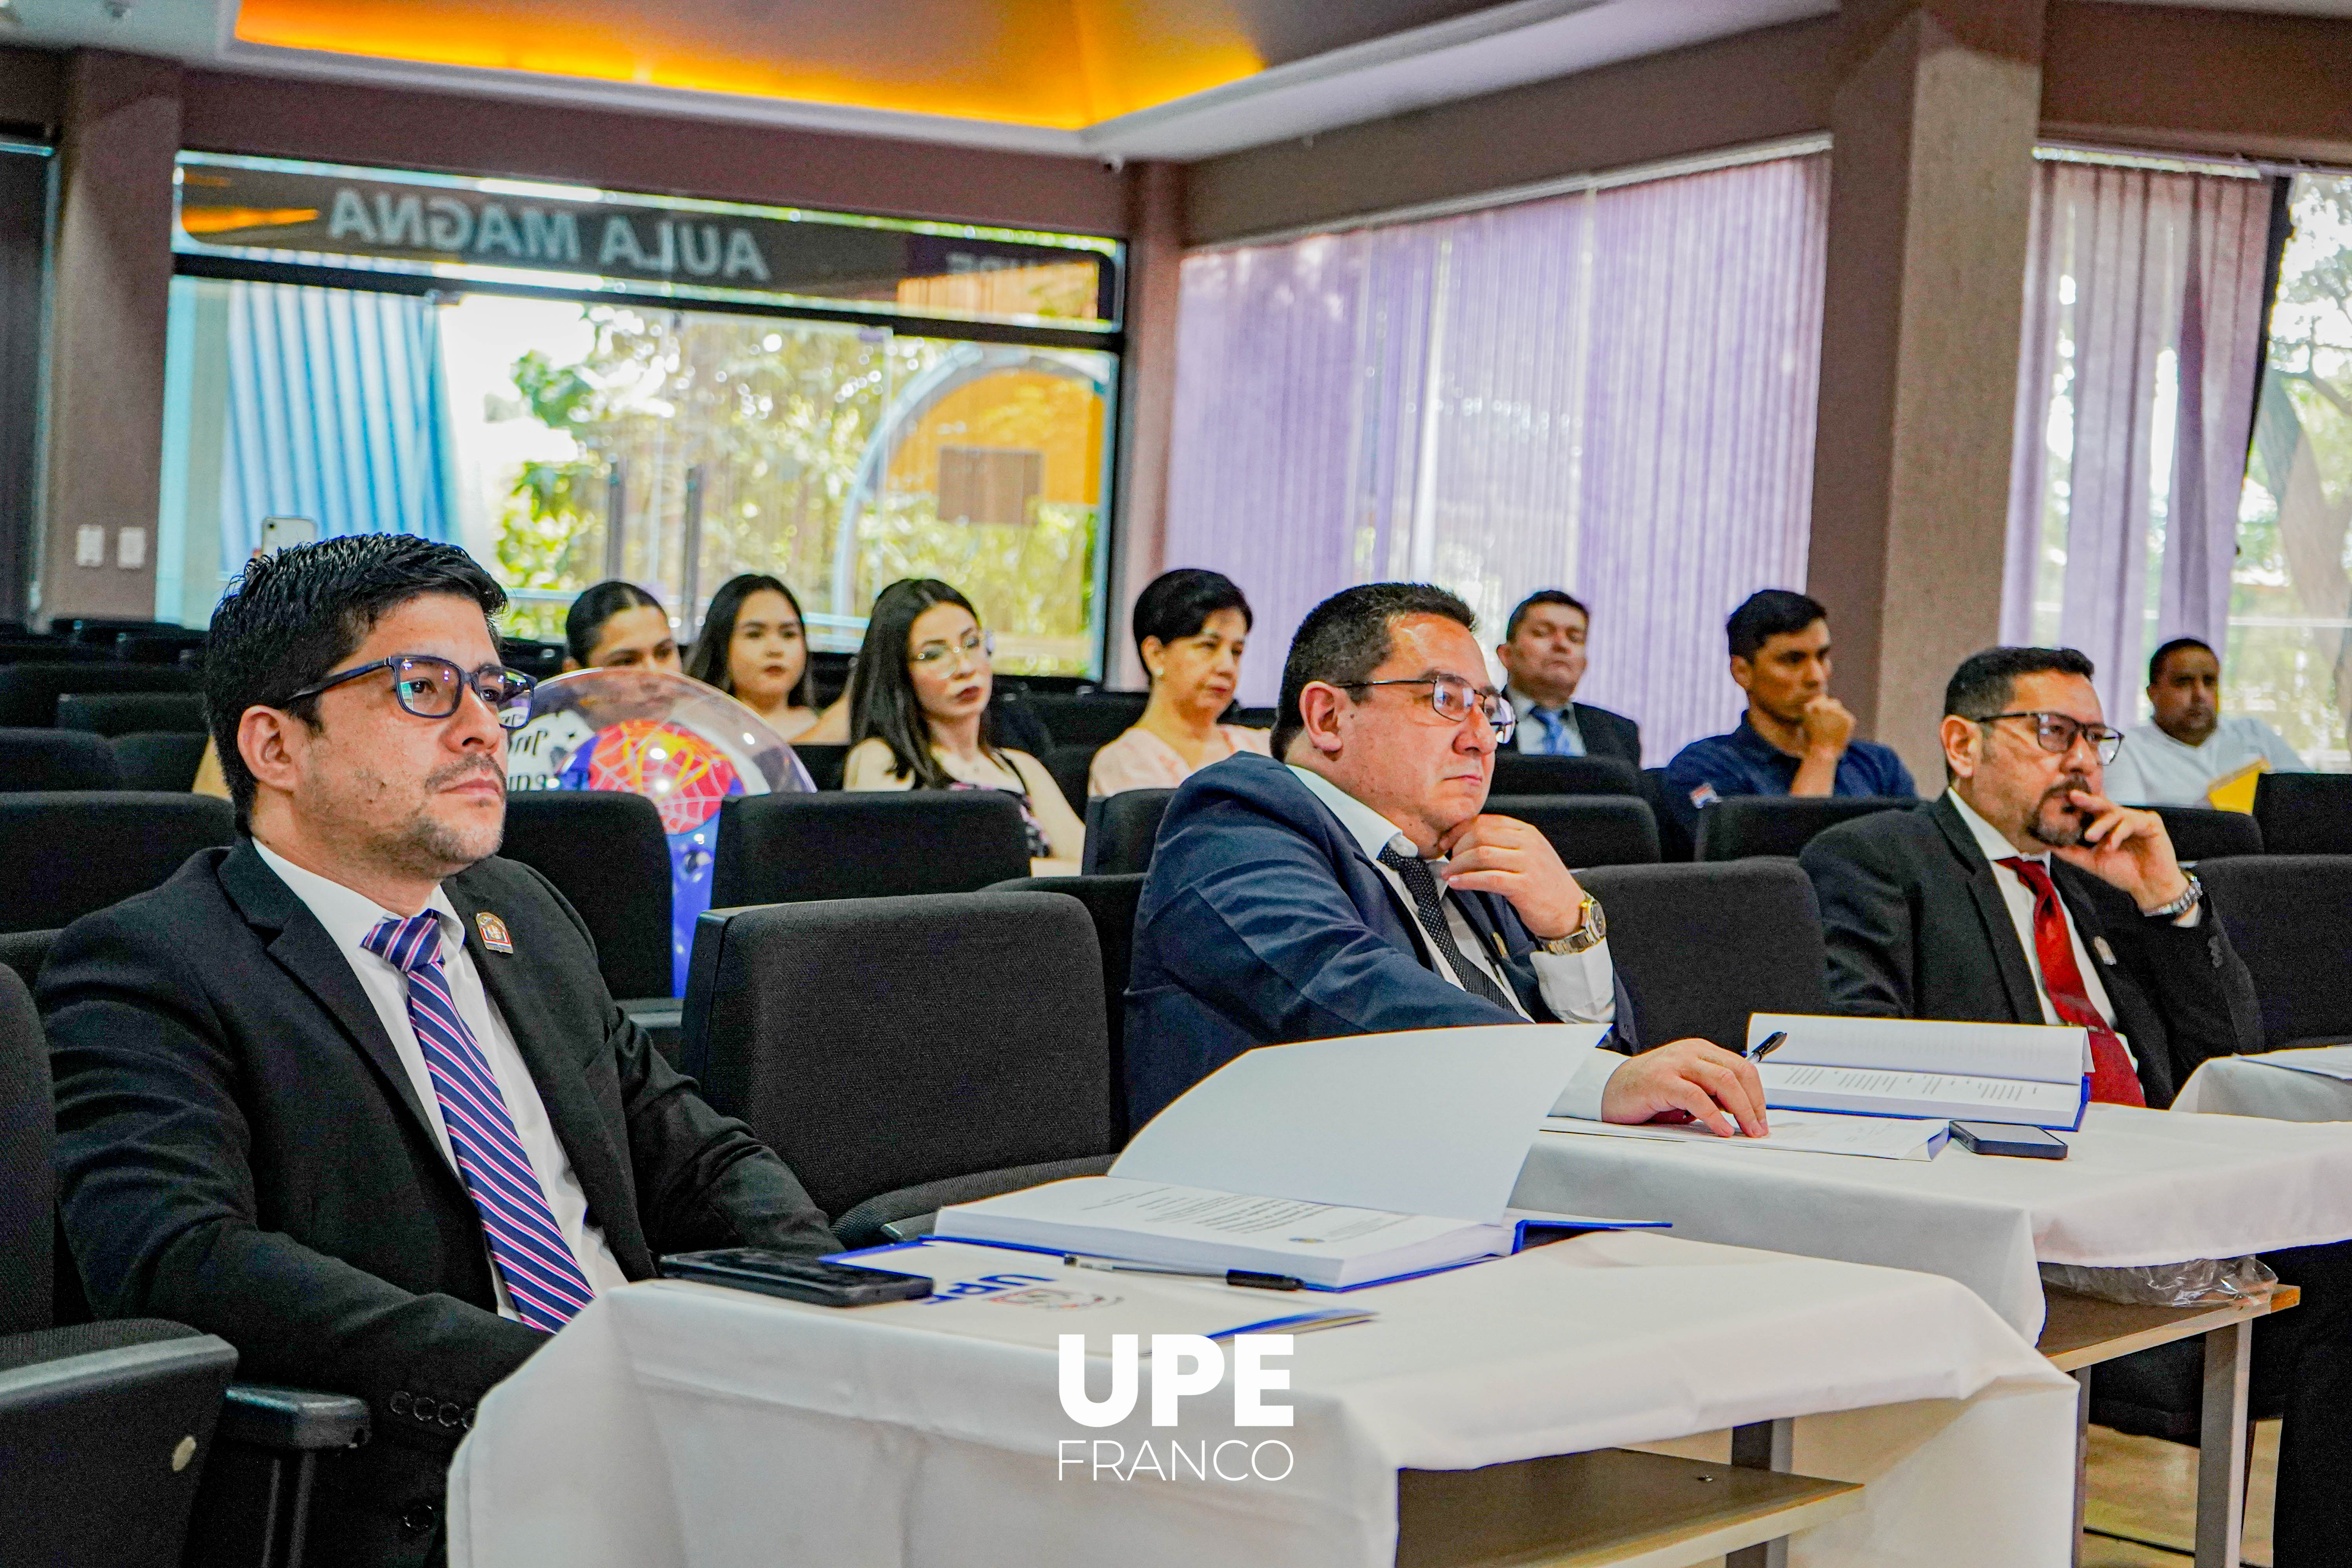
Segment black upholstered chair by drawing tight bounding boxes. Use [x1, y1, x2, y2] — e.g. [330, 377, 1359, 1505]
[0, 664, 200, 728]
[2147, 805, 2263, 862]
[1043, 743, 1100, 821]
[1085, 788, 1174, 876]
[1639, 767, 1696, 862]
[0, 928, 51, 991]
[54, 691, 208, 737]
[111, 732, 208, 793]
[990, 872, 1144, 1144]
[1489, 753, 1641, 797]
[1577, 860, 1832, 1053]
[1484, 795, 1659, 869]
[0, 728, 120, 792]
[2199, 855, 2352, 1051]
[681, 891, 1114, 1245]
[1013, 691, 1149, 748]
[789, 742, 848, 791]
[0, 964, 241, 1568]
[2254, 773, 2352, 856]
[499, 792, 675, 1000]
[0, 794, 236, 933]
[711, 791, 1031, 906]
[1696, 795, 1918, 861]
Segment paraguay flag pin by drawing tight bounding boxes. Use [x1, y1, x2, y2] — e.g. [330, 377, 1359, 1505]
[475, 911, 514, 955]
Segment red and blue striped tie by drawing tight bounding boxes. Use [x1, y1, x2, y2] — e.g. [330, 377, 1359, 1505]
[363, 911, 594, 1332]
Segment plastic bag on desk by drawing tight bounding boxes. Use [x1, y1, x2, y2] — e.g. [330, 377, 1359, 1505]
[2038, 1256, 2278, 1308]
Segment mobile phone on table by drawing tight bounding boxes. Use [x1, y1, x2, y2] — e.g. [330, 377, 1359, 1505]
[657, 1248, 933, 1306]
[1949, 1122, 2068, 1160]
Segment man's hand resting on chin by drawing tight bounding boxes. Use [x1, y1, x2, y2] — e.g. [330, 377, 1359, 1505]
[1599, 1039, 1769, 1138]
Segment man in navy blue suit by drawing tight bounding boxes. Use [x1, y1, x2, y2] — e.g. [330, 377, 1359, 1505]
[1125, 581, 1766, 1131]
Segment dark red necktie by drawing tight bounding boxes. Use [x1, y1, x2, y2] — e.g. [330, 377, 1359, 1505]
[1996, 858, 2147, 1107]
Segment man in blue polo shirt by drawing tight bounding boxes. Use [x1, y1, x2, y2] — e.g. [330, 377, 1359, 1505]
[1663, 589, 1914, 843]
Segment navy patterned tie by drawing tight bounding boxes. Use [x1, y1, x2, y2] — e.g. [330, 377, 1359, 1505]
[362, 911, 593, 1332]
[1377, 844, 1517, 1011]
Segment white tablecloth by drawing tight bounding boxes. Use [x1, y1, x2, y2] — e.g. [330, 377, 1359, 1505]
[1513, 1105, 2352, 1337]
[448, 1231, 2076, 1568]
[2175, 1056, 2352, 1121]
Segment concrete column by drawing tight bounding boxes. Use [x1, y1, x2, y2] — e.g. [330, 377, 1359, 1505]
[1805, 0, 2045, 781]
[1105, 158, 1183, 689]
[38, 49, 180, 626]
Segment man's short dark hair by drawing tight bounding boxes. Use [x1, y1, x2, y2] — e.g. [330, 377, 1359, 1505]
[2148, 636, 2216, 687]
[1943, 646, 2098, 720]
[1726, 590, 1828, 661]
[1273, 583, 1475, 758]
[204, 535, 507, 827]
[1503, 590, 1590, 643]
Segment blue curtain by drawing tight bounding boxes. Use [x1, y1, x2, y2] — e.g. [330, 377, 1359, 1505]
[218, 280, 459, 575]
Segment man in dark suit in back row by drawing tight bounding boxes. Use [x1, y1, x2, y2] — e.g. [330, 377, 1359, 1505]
[1493, 590, 1642, 767]
[44, 536, 838, 1567]
[1800, 645, 2350, 1566]
[1126, 580, 1765, 1133]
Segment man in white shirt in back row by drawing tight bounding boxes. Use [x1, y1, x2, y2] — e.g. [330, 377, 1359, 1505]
[2103, 636, 2307, 806]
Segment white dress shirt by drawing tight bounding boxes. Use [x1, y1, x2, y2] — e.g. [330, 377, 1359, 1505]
[253, 841, 629, 1318]
[2103, 715, 2307, 806]
[1508, 687, 1588, 756]
[1285, 765, 1619, 1118]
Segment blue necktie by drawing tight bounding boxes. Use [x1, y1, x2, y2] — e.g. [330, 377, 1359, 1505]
[363, 911, 593, 1332]
[1530, 707, 1566, 756]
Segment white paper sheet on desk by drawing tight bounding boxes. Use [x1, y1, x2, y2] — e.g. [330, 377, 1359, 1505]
[1114, 1022, 1604, 1222]
[1541, 1109, 1949, 1160]
[2239, 1045, 2352, 1082]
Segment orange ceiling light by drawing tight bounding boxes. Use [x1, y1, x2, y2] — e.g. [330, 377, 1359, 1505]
[234, 0, 1265, 130]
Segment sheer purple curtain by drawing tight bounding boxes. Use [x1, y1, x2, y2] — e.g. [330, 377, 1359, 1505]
[1163, 152, 1829, 761]
[2003, 158, 2274, 721]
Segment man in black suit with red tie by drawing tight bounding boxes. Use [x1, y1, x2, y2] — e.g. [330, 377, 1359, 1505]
[44, 536, 837, 1567]
[1799, 645, 2347, 1566]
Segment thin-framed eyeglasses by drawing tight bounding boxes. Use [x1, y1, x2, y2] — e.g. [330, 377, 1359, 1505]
[1975, 710, 2124, 764]
[911, 630, 994, 668]
[283, 655, 538, 731]
[1336, 676, 1517, 743]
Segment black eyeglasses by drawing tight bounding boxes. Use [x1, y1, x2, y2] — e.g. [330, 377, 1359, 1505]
[1976, 710, 2125, 764]
[284, 655, 538, 731]
[1336, 676, 1517, 743]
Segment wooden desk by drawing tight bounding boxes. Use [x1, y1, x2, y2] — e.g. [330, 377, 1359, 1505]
[2037, 1283, 2298, 1568]
[1397, 1446, 1860, 1568]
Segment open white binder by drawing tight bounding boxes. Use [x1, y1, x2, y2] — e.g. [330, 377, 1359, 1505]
[1745, 1013, 2092, 1131]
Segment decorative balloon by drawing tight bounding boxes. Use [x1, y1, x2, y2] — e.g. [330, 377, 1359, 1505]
[505, 668, 814, 995]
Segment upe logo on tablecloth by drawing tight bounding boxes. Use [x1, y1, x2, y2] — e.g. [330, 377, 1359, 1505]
[1056, 1334, 1295, 1481]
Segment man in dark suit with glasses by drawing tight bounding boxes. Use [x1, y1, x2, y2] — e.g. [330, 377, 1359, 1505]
[44, 535, 836, 1567]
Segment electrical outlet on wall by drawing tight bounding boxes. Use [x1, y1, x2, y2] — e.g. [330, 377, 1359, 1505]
[116, 528, 147, 570]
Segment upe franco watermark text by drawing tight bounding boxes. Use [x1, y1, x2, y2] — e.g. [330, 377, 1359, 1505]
[1056, 1333, 1295, 1482]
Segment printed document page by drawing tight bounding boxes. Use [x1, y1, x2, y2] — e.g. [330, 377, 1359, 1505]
[1760, 1062, 2084, 1128]
[1541, 1109, 1948, 1161]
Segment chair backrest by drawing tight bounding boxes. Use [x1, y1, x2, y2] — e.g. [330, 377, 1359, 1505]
[2198, 856, 2352, 1050]
[989, 872, 1144, 1143]
[1043, 743, 1100, 821]
[684, 891, 1111, 1218]
[1489, 753, 1641, 797]
[0, 728, 119, 792]
[54, 691, 207, 737]
[1085, 788, 1175, 876]
[711, 791, 1031, 906]
[0, 794, 236, 934]
[2149, 805, 2263, 862]
[1697, 795, 1917, 861]
[1483, 795, 1659, 869]
[1014, 691, 1149, 747]
[0, 664, 200, 728]
[1578, 860, 1832, 1052]
[1639, 767, 1695, 861]
[499, 792, 675, 1000]
[0, 964, 49, 1334]
[2254, 773, 2352, 856]
[109, 733, 208, 793]
[791, 742, 848, 791]
[0, 928, 54, 995]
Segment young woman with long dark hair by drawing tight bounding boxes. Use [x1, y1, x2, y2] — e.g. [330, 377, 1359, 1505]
[683, 573, 826, 742]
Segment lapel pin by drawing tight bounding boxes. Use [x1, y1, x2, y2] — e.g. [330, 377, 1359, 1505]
[2091, 935, 2117, 966]
[475, 911, 514, 955]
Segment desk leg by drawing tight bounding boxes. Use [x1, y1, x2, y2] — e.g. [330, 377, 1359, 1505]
[2195, 1320, 2251, 1568]
[1727, 1419, 1795, 1568]
[2071, 1368, 2091, 1568]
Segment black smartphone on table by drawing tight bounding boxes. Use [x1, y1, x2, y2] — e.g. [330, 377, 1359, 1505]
[1949, 1122, 2069, 1160]
[657, 1248, 934, 1306]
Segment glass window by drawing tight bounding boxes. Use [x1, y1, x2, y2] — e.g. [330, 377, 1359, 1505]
[158, 156, 1120, 677]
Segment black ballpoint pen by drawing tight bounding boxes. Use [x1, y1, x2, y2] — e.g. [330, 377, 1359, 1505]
[1749, 1030, 1789, 1061]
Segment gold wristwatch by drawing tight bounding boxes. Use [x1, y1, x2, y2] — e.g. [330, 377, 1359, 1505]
[1535, 895, 1606, 955]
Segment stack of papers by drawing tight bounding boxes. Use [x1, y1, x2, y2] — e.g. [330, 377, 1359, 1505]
[1543, 1109, 1949, 1161]
[2239, 1045, 2352, 1082]
[1747, 1014, 2090, 1130]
